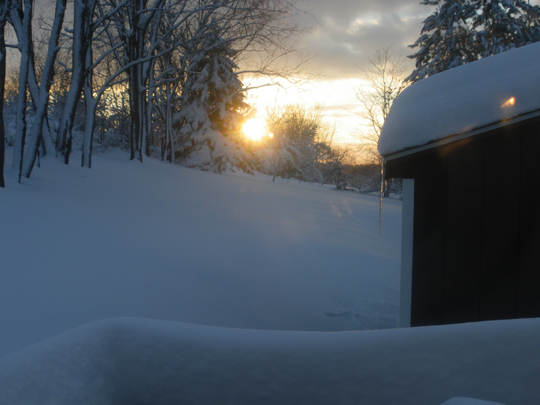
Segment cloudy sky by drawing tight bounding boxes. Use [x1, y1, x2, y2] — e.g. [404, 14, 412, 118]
[247, 0, 432, 144]
[297, 0, 427, 77]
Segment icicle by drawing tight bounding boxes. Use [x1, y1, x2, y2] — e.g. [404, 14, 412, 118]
[380, 159, 384, 236]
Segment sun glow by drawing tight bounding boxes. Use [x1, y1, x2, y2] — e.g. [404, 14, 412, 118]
[502, 97, 516, 108]
[242, 118, 267, 141]
[246, 76, 366, 145]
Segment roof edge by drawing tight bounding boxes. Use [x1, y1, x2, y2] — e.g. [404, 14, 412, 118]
[383, 109, 540, 162]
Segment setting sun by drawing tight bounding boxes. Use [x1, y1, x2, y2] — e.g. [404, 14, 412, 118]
[242, 118, 267, 141]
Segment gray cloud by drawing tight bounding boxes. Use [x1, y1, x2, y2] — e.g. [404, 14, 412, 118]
[296, 0, 540, 79]
[296, 0, 430, 78]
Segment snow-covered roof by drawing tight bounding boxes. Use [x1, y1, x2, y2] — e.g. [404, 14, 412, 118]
[378, 41, 540, 157]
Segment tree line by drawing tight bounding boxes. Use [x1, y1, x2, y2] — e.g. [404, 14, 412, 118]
[2, 0, 540, 190]
[0, 0, 304, 186]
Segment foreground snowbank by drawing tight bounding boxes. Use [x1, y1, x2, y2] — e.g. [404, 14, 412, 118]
[443, 399, 505, 405]
[0, 317, 538, 404]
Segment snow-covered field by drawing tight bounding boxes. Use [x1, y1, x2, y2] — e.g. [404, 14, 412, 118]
[0, 150, 401, 353]
[1, 150, 538, 404]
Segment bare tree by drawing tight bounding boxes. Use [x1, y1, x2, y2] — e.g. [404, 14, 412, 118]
[355, 46, 407, 163]
[0, 0, 11, 187]
[55, 0, 101, 161]
[354, 46, 407, 196]
[354, 46, 407, 234]
[8, 0, 58, 161]
[262, 104, 333, 182]
[20, 0, 67, 179]
[9, 0, 33, 182]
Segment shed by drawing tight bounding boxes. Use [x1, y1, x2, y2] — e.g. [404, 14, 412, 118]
[379, 42, 540, 328]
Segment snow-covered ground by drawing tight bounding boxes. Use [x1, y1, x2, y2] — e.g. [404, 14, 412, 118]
[0, 149, 401, 358]
[2, 150, 539, 404]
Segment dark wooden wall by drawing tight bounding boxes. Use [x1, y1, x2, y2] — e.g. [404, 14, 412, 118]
[386, 118, 540, 326]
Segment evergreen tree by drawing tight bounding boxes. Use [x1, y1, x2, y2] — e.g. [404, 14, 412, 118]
[474, 0, 540, 57]
[408, 0, 540, 82]
[408, 0, 477, 82]
[174, 31, 252, 173]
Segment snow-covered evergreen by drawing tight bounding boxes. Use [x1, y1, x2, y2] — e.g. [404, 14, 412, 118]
[474, 0, 540, 57]
[174, 31, 252, 173]
[408, 0, 540, 82]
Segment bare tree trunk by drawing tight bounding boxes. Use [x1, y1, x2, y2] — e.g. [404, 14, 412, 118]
[120, 0, 165, 162]
[128, 62, 142, 161]
[165, 81, 178, 163]
[9, 3, 56, 157]
[136, 45, 146, 162]
[82, 46, 97, 169]
[21, 0, 67, 179]
[0, 6, 7, 188]
[11, 0, 33, 183]
[146, 66, 155, 157]
[81, 90, 97, 168]
[139, 66, 146, 161]
[56, 0, 92, 163]
[125, 0, 142, 161]
[143, 7, 162, 158]
[27, 57, 55, 156]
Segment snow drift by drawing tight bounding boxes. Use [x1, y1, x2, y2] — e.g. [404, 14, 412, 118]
[0, 317, 538, 404]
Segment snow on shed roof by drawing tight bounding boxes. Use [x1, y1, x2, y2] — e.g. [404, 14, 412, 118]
[378, 41, 540, 157]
